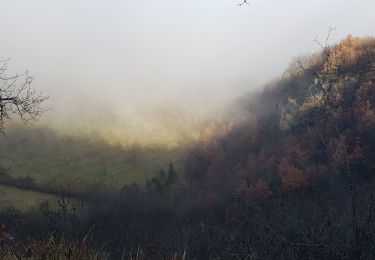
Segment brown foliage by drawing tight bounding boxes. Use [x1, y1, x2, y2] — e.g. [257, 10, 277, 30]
[187, 35, 375, 202]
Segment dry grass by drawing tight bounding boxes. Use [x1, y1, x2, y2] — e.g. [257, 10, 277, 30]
[0, 237, 108, 260]
[0, 238, 191, 260]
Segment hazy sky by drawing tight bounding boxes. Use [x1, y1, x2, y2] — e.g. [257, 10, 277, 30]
[0, 0, 374, 136]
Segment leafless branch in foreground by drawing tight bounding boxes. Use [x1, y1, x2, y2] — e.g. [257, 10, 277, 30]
[0, 58, 49, 134]
[296, 26, 336, 104]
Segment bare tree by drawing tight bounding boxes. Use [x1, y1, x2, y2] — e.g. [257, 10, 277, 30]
[0, 58, 48, 134]
[296, 26, 337, 106]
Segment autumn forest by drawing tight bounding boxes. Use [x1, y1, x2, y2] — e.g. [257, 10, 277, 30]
[0, 1, 375, 259]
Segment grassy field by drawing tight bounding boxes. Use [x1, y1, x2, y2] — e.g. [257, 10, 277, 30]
[0, 126, 188, 191]
[0, 184, 61, 211]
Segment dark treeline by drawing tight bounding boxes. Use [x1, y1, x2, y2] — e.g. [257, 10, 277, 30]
[1, 35, 375, 259]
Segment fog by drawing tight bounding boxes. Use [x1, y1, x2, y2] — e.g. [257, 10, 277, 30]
[0, 0, 374, 144]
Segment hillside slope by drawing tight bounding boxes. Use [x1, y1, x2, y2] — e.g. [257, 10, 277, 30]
[185, 35, 375, 204]
[0, 126, 186, 192]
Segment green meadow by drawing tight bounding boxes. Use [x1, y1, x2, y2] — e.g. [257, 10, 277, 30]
[0, 184, 60, 211]
[0, 126, 187, 192]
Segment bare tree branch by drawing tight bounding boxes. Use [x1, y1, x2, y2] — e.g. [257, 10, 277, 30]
[296, 27, 337, 107]
[0, 58, 49, 134]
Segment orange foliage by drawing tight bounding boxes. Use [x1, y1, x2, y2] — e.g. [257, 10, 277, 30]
[186, 35, 375, 204]
[235, 177, 271, 205]
[279, 158, 311, 191]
